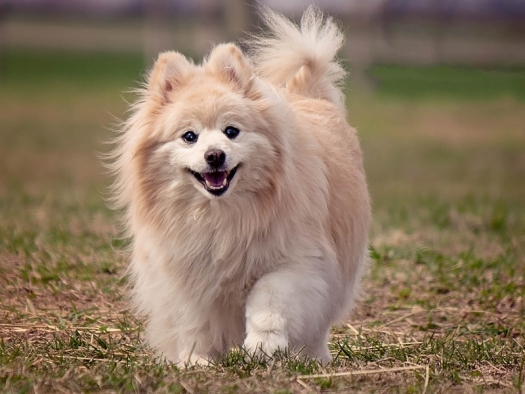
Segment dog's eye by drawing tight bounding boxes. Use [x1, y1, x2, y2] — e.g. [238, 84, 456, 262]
[182, 131, 198, 143]
[224, 126, 240, 140]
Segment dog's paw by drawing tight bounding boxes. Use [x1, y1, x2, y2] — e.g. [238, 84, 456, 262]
[243, 330, 289, 359]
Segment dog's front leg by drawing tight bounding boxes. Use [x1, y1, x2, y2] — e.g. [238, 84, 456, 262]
[243, 263, 338, 364]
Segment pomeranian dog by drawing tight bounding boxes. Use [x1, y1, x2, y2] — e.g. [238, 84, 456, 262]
[109, 6, 370, 365]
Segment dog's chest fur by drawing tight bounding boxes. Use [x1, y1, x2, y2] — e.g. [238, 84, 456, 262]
[163, 205, 286, 304]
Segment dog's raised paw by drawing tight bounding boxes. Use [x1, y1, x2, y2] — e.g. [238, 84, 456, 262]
[244, 330, 289, 359]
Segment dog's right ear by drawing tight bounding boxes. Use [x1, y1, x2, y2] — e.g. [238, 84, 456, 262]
[147, 51, 191, 104]
[206, 44, 254, 92]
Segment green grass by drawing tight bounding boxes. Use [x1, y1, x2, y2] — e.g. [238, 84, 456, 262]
[1, 50, 146, 91]
[370, 65, 525, 101]
[1, 50, 524, 393]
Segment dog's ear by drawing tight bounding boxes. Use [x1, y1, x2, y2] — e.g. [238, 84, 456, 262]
[147, 51, 192, 104]
[206, 44, 253, 91]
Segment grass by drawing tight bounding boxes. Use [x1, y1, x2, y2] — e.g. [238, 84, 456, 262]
[369, 65, 525, 101]
[1, 49, 524, 393]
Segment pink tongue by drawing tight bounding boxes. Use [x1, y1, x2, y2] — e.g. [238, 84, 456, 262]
[204, 171, 227, 187]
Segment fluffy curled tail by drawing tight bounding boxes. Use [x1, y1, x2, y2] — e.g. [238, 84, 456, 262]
[248, 6, 347, 113]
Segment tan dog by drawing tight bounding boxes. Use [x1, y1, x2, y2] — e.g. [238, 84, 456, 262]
[109, 6, 371, 365]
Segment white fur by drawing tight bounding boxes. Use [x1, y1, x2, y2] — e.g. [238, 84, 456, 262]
[108, 6, 371, 366]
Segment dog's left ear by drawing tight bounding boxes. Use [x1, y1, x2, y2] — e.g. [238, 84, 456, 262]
[147, 51, 192, 104]
[206, 44, 254, 91]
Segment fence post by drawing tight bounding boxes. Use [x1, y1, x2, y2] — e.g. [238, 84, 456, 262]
[144, 0, 171, 67]
[224, 0, 255, 41]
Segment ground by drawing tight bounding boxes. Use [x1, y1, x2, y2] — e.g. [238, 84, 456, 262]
[0, 51, 524, 393]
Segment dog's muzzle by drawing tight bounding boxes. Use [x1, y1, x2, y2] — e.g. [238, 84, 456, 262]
[189, 149, 240, 196]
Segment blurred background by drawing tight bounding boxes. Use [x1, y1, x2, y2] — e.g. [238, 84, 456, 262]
[0, 0, 524, 235]
[3, 0, 525, 79]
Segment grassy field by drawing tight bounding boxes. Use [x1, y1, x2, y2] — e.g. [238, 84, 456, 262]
[1, 50, 524, 393]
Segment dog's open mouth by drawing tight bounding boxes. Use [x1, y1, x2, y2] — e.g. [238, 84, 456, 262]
[189, 165, 239, 196]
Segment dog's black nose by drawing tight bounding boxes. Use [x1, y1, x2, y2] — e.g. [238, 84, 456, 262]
[204, 149, 226, 167]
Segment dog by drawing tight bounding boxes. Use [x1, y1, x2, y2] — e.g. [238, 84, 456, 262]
[108, 6, 371, 365]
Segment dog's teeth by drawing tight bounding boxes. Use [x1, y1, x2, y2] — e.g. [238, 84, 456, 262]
[204, 178, 225, 190]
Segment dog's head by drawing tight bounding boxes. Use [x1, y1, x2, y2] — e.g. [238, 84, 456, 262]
[128, 44, 287, 210]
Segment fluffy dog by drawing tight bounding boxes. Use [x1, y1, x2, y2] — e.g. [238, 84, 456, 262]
[109, 7, 371, 365]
